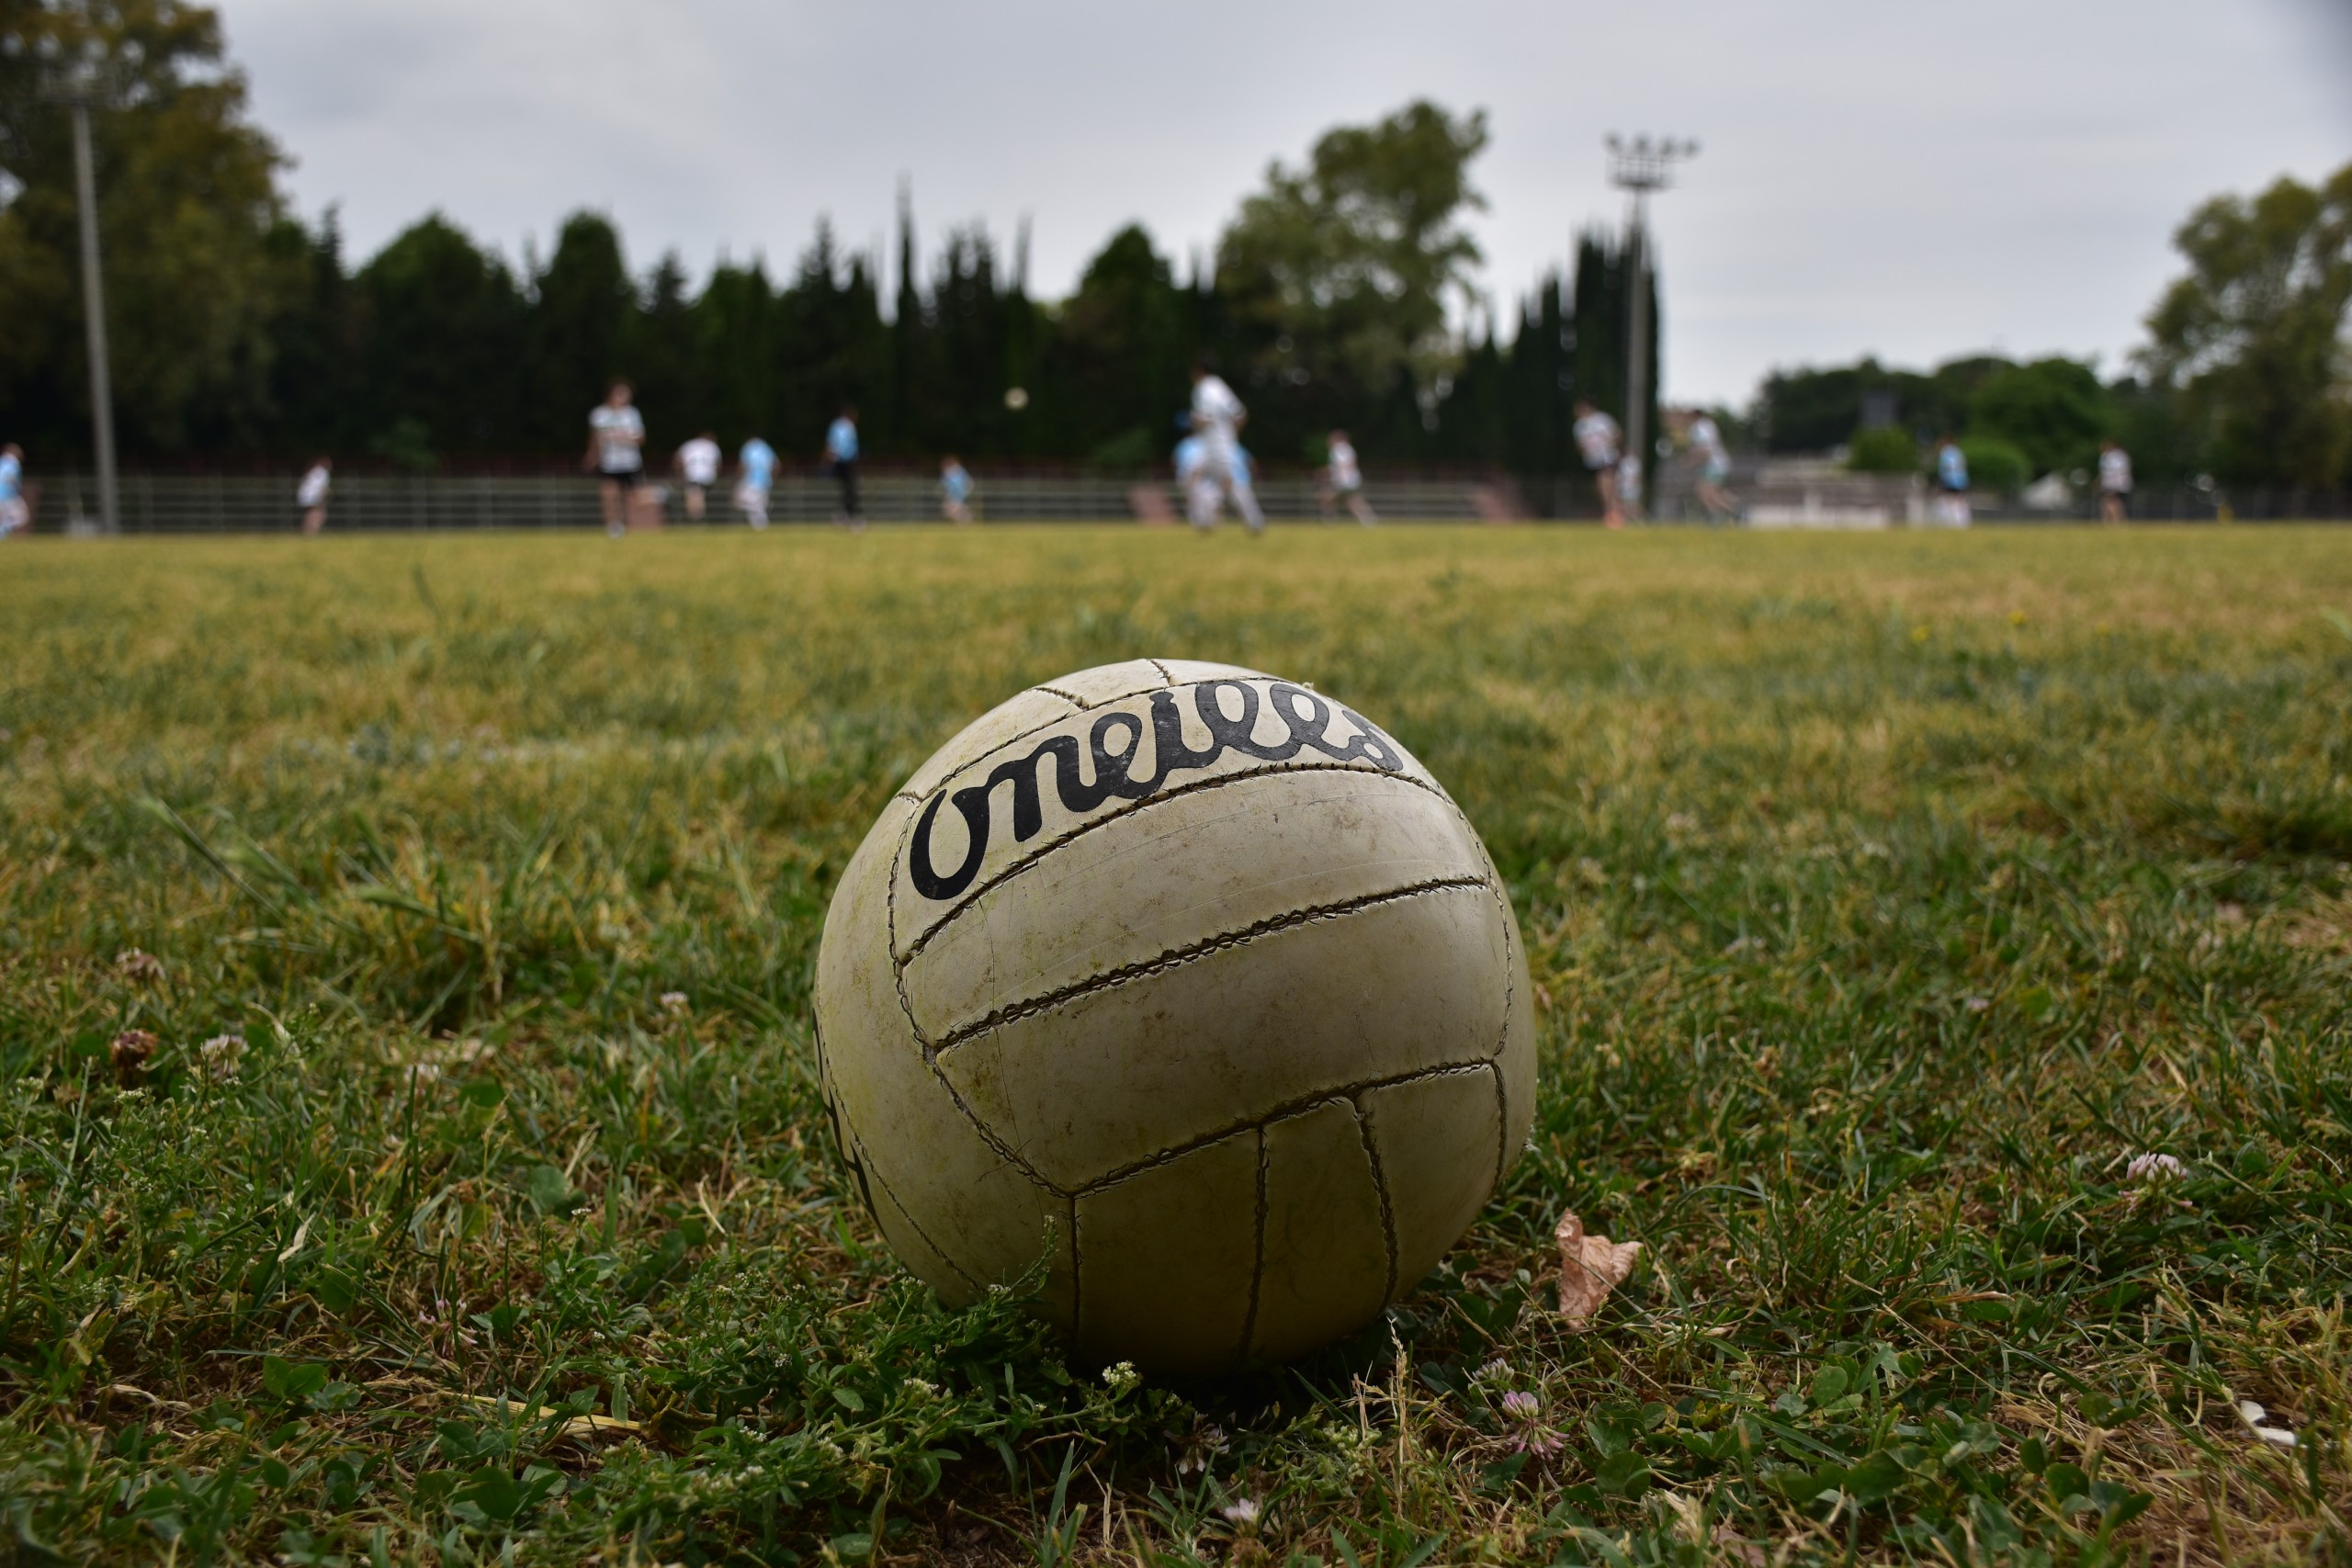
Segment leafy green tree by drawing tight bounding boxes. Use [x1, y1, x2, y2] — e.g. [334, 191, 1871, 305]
[0, 0, 292, 456]
[350, 214, 527, 458]
[1967, 357, 2109, 478]
[2143, 163, 2352, 488]
[1216, 101, 1489, 457]
[523, 212, 636, 451]
[1036, 224, 1195, 466]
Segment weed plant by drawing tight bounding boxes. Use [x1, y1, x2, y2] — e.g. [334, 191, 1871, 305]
[1, 525, 2348, 1564]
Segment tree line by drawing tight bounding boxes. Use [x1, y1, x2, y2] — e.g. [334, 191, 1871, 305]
[4, 2, 2343, 489]
[1752, 163, 2352, 492]
[0, 4, 1647, 477]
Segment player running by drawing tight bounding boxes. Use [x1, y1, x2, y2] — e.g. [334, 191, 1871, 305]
[825, 406, 865, 530]
[2098, 439, 2132, 524]
[1933, 435, 1971, 526]
[1573, 400, 1625, 528]
[939, 457, 976, 523]
[1684, 410, 1736, 524]
[1318, 429, 1376, 525]
[585, 380, 646, 538]
[674, 431, 721, 523]
[1187, 357, 1266, 534]
[297, 457, 333, 536]
[735, 435, 776, 529]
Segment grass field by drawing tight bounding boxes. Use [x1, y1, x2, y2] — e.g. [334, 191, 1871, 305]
[3, 525, 2350, 1566]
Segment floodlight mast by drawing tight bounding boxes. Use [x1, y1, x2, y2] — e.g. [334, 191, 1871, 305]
[50, 61, 120, 534]
[1605, 135, 1697, 514]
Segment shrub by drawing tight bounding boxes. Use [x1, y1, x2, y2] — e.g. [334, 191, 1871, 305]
[1847, 427, 1918, 473]
[1958, 436, 2031, 491]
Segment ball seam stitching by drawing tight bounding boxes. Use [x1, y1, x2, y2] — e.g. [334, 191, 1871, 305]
[1351, 1097, 1403, 1305]
[897, 760, 1454, 964]
[887, 793, 1071, 1197]
[1072, 1059, 1500, 1195]
[931, 874, 1491, 1055]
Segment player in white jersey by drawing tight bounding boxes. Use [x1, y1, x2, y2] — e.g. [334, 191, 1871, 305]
[1317, 429, 1376, 525]
[584, 380, 646, 537]
[296, 457, 333, 536]
[1187, 357, 1266, 534]
[673, 432, 721, 522]
[1573, 400, 1625, 527]
[1682, 410, 1735, 524]
[2098, 440, 2132, 524]
[735, 436, 776, 529]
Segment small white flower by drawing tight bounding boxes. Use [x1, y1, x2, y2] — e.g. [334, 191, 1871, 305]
[116, 949, 166, 984]
[660, 991, 689, 1016]
[902, 1377, 939, 1401]
[1472, 1359, 1512, 1384]
[1501, 1390, 1541, 1419]
[1101, 1361, 1141, 1395]
[2125, 1153, 2187, 1182]
[1219, 1498, 1260, 1527]
[1962, 997, 1992, 1014]
[200, 1033, 245, 1081]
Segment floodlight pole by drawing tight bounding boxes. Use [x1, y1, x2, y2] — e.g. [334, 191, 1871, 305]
[1604, 135, 1697, 513]
[65, 87, 121, 534]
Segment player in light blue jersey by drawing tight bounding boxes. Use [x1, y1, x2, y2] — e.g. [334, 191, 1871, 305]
[1934, 435, 1971, 526]
[735, 436, 777, 529]
[0, 444, 26, 537]
[939, 457, 975, 524]
[824, 408, 864, 530]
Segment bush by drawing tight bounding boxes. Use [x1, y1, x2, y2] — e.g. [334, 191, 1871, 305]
[1959, 436, 2031, 492]
[1847, 427, 1918, 473]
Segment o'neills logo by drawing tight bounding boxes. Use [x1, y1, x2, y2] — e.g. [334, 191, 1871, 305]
[908, 680, 1405, 903]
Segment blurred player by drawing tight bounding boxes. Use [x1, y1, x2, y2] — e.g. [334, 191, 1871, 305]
[0, 444, 26, 537]
[296, 457, 332, 536]
[1174, 433, 1213, 528]
[939, 456, 975, 523]
[2098, 439, 2132, 523]
[1934, 434, 1971, 526]
[825, 406, 864, 530]
[1187, 356, 1265, 534]
[1573, 400, 1624, 527]
[1318, 429, 1375, 524]
[674, 431, 721, 522]
[735, 434, 776, 529]
[1685, 410, 1735, 524]
[584, 380, 645, 538]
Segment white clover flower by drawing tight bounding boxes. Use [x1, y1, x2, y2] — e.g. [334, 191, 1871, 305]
[1219, 1498, 1261, 1527]
[2125, 1152, 2187, 1181]
[200, 1034, 246, 1081]
[1472, 1359, 1512, 1385]
[660, 991, 689, 1016]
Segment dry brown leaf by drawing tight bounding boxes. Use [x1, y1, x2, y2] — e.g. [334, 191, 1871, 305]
[1555, 1208, 1642, 1326]
[452, 1392, 645, 1442]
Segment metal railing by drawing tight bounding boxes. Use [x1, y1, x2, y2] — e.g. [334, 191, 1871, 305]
[11, 469, 2347, 534]
[16, 471, 1513, 531]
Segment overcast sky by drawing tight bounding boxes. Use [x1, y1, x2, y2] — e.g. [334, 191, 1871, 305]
[220, 0, 2349, 407]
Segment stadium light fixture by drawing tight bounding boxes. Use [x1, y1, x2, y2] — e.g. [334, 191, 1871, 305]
[1604, 133, 1698, 515]
[42, 53, 120, 534]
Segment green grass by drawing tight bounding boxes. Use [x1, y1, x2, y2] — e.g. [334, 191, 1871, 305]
[2, 525, 2349, 1565]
